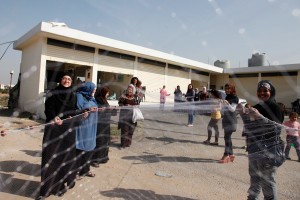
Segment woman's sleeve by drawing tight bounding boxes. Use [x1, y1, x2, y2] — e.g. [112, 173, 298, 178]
[44, 96, 56, 121]
[226, 103, 237, 112]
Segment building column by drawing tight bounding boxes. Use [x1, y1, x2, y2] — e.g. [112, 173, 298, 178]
[165, 63, 168, 85]
[133, 57, 138, 77]
[297, 71, 300, 98]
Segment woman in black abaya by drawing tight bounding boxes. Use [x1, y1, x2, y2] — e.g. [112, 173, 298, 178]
[37, 73, 79, 199]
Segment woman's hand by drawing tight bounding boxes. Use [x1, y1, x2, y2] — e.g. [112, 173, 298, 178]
[90, 107, 98, 112]
[52, 116, 63, 125]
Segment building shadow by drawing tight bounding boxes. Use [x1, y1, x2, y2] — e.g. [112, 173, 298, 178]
[0, 160, 40, 177]
[0, 172, 40, 198]
[122, 153, 216, 164]
[20, 150, 42, 157]
[101, 188, 197, 200]
[145, 136, 201, 145]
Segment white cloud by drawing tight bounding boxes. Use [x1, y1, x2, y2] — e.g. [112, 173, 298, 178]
[171, 12, 176, 18]
[238, 28, 246, 34]
[292, 8, 300, 17]
[215, 8, 223, 15]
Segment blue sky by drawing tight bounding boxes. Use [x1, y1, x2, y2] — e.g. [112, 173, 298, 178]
[1, 0, 300, 84]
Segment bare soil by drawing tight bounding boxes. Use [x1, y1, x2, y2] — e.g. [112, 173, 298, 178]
[0, 106, 299, 200]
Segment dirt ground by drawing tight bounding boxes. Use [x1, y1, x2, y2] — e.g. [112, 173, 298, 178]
[0, 104, 300, 200]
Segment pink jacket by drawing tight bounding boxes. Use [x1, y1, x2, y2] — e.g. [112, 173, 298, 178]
[160, 89, 169, 103]
[283, 120, 300, 137]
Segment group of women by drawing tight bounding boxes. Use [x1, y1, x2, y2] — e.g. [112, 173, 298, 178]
[38, 72, 283, 199]
[203, 81, 284, 199]
[37, 74, 141, 199]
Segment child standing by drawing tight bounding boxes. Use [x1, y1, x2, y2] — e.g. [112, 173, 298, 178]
[283, 112, 300, 161]
[203, 89, 222, 145]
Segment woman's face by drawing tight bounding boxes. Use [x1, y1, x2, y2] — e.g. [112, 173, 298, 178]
[105, 91, 109, 98]
[257, 87, 271, 102]
[225, 86, 231, 95]
[61, 75, 72, 88]
[127, 87, 133, 95]
[188, 84, 192, 89]
[133, 79, 137, 85]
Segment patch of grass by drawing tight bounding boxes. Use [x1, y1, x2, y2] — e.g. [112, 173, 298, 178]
[111, 124, 120, 136]
[0, 94, 9, 107]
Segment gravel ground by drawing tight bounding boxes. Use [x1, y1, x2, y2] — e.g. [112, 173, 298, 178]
[0, 107, 299, 200]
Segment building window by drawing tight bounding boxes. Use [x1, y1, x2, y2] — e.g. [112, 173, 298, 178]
[191, 69, 209, 76]
[47, 38, 95, 53]
[99, 49, 135, 61]
[138, 57, 166, 67]
[261, 71, 297, 77]
[229, 73, 259, 78]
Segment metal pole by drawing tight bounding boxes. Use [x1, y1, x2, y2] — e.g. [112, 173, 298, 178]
[9, 70, 14, 90]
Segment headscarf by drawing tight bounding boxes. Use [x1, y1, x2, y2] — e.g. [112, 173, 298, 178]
[257, 80, 276, 102]
[95, 86, 109, 105]
[254, 80, 282, 123]
[44, 72, 77, 122]
[76, 82, 97, 104]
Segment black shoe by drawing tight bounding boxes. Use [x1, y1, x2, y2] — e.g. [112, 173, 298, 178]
[91, 162, 100, 168]
[35, 196, 46, 200]
[53, 187, 67, 197]
[68, 181, 76, 189]
[286, 156, 291, 160]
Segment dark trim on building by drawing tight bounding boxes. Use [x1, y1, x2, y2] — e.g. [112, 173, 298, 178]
[261, 71, 298, 77]
[99, 49, 135, 61]
[229, 73, 259, 78]
[138, 57, 166, 67]
[191, 69, 209, 76]
[47, 38, 95, 53]
[168, 64, 190, 72]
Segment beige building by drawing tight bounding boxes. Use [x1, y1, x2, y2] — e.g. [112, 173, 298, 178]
[13, 21, 300, 118]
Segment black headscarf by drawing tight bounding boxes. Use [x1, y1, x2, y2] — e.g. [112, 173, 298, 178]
[254, 80, 283, 123]
[45, 72, 77, 122]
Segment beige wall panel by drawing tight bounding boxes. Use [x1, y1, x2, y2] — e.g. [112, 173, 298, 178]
[136, 63, 165, 102]
[229, 77, 259, 105]
[214, 74, 229, 90]
[191, 73, 209, 89]
[261, 76, 297, 108]
[167, 68, 189, 101]
[19, 39, 44, 115]
[47, 45, 94, 63]
[98, 55, 134, 75]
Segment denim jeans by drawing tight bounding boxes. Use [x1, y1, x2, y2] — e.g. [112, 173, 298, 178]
[188, 113, 194, 125]
[247, 157, 277, 200]
[224, 131, 233, 155]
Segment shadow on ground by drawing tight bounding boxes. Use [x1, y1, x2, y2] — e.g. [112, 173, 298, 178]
[101, 188, 197, 200]
[0, 172, 40, 198]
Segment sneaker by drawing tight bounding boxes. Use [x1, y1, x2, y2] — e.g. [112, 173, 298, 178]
[187, 124, 193, 127]
[210, 142, 219, 146]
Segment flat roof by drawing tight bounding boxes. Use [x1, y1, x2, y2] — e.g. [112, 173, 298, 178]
[224, 64, 300, 74]
[13, 21, 223, 73]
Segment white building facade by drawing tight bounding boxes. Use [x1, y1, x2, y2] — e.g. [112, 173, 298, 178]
[13, 22, 223, 118]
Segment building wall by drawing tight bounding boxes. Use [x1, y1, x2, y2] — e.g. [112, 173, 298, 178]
[19, 38, 44, 115]
[167, 67, 189, 102]
[221, 73, 300, 109]
[136, 62, 165, 102]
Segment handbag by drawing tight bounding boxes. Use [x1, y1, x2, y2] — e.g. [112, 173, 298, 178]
[132, 107, 144, 123]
